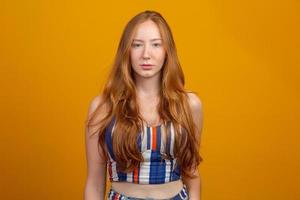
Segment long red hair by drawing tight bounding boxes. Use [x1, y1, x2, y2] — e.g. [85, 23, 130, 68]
[86, 10, 203, 179]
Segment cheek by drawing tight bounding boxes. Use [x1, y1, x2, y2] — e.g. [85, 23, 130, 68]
[130, 51, 140, 64]
[157, 50, 166, 62]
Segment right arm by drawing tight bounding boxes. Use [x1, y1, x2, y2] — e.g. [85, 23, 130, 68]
[84, 95, 107, 200]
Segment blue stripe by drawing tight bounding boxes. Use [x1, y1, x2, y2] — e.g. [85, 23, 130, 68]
[116, 161, 127, 180]
[173, 194, 182, 200]
[166, 121, 171, 156]
[150, 151, 169, 184]
[117, 170, 127, 181]
[149, 150, 158, 184]
[171, 162, 181, 181]
[137, 133, 142, 151]
[105, 117, 127, 182]
[160, 159, 166, 184]
[170, 159, 173, 182]
[147, 127, 151, 150]
[156, 125, 161, 151]
[105, 117, 116, 160]
[173, 185, 188, 200]
[173, 195, 181, 200]
[181, 186, 187, 198]
[157, 126, 166, 183]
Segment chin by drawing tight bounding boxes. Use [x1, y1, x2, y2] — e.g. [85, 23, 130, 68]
[134, 71, 152, 78]
[133, 68, 161, 78]
[140, 72, 153, 78]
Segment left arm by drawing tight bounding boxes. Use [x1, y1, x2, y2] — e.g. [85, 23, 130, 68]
[182, 92, 204, 200]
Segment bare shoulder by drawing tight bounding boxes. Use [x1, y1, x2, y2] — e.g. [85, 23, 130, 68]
[86, 94, 109, 120]
[87, 95, 102, 116]
[85, 94, 108, 136]
[186, 92, 203, 112]
[186, 92, 204, 136]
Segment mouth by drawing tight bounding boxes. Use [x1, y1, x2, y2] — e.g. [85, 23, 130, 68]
[140, 64, 154, 66]
[140, 64, 154, 70]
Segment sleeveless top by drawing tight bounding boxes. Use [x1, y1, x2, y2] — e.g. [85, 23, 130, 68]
[105, 117, 181, 184]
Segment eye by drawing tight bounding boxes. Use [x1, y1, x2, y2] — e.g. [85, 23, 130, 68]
[132, 43, 142, 48]
[152, 43, 161, 47]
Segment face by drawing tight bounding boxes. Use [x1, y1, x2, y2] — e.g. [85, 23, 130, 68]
[130, 20, 166, 79]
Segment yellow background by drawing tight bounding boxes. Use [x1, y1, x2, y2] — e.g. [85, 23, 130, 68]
[1, 0, 299, 199]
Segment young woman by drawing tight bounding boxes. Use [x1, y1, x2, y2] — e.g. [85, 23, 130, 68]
[84, 10, 204, 200]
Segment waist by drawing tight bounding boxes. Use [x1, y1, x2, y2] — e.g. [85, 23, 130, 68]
[111, 179, 184, 199]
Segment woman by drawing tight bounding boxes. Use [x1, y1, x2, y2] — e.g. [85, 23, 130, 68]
[84, 10, 204, 200]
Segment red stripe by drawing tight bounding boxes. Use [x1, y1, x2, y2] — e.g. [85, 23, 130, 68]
[133, 166, 139, 183]
[113, 193, 119, 200]
[108, 161, 112, 181]
[152, 127, 157, 150]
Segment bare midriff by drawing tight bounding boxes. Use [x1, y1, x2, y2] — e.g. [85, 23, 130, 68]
[111, 179, 184, 199]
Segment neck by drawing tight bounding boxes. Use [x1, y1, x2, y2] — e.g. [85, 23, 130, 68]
[134, 73, 161, 98]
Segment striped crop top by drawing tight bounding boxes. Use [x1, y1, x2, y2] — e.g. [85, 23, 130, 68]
[105, 117, 181, 184]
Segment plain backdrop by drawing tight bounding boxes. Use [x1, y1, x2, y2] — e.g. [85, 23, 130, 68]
[0, 0, 299, 199]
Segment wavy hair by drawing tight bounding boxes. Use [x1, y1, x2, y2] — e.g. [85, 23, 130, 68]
[86, 10, 203, 179]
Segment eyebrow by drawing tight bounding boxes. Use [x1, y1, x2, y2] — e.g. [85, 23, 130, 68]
[132, 38, 162, 42]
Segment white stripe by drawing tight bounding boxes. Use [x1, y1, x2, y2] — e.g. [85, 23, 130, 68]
[170, 122, 175, 157]
[108, 150, 114, 162]
[182, 187, 188, 199]
[107, 135, 121, 182]
[141, 125, 147, 152]
[126, 171, 133, 182]
[138, 150, 151, 184]
[164, 159, 171, 183]
[108, 189, 114, 199]
[160, 123, 165, 154]
[111, 121, 116, 136]
[179, 192, 184, 199]
[110, 161, 119, 181]
[139, 125, 152, 184]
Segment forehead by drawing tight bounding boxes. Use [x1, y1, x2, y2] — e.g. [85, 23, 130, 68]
[133, 20, 162, 41]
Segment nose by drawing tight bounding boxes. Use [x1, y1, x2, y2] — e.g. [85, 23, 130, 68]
[142, 44, 150, 60]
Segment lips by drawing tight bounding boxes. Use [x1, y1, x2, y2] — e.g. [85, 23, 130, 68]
[140, 64, 153, 70]
[141, 64, 153, 66]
